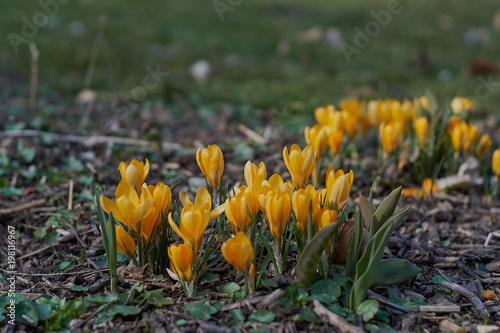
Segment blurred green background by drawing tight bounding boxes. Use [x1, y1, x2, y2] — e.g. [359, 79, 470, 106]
[1, 0, 500, 123]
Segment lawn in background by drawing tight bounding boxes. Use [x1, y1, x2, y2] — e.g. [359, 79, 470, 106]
[1, 0, 499, 129]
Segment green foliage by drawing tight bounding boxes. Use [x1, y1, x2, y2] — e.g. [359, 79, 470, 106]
[183, 299, 218, 320]
[96, 189, 118, 292]
[296, 222, 339, 286]
[356, 299, 379, 322]
[249, 310, 275, 323]
[141, 289, 174, 307]
[371, 259, 422, 287]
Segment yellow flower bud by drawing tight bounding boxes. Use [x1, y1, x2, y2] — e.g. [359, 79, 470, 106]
[141, 182, 172, 242]
[450, 96, 474, 114]
[325, 166, 353, 212]
[118, 159, 150, 195]
[283, 144, 316, 189]
[291, 185, 316, 233]
[314, 206, 338, 231]
[493, 149, 500, 178]
[179, 188, 224, 221]
[451, 121, 468, 151]
[168, 243, 194, 283]
[258, 174, 292, 213]
[341, 111, 358, 139]
[116, 226, 135, 258]
[305, 125, 328, 158]
[462, 124, 479, 154]
[379, 121, 403, 154]
[221, 231, 254, 275]
[476, 134, 492, 159]
[328, 130, 343, 155]
[265, 191, 291, 239]
[196, 144, 224, 189]
[225, 185, 258, 234]
[414, 117, 429, 146]
[244, 161, 267, 189]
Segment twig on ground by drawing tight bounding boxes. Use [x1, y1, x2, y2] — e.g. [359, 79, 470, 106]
[0, 268, 108, 277]
[0, 198, 47, 215]
[420, 305, 461, 313]
[441, 281, 489, 318]
[221, 289, 283, 312]
[313, 299, 364, 333]
[367, 290, 413, 313]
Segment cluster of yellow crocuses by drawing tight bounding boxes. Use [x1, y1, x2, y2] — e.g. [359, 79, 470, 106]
[309, 96, 499, 178]
[100, 159, 172, 257]
[100, 141, 354, 295]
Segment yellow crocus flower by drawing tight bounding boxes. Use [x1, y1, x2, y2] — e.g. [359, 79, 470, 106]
[100, 182, 155, 233]
[168, 243, 194, 283]
[476, 134, 493, 159]
[196, 144, 224, 189]
[244, 161, 267, 190]
[493, 149, 500, 178]
[221, 231, 254, 275]
[315, 104, 336, 127]
[291, 185, 316, 233]
[283, 144, 316, 189]
[168, 202, 208, 254]
[451, 121, 468, 151]
[116, 226, 135, 258]
[118, 159, 150, 195]
[265, 191, 291, 239]
[414, 117, 429, 146]
[304, 124, 328, 158]
[379, 121, 403, 154]
[325, 166, 353, 212]
[328, 129, 343, 155]
[225, 185, 258, 233]
[178, 188, 225, 220]
[141, 182, 172, 242]
[462, 124, 479, 154]
[341, 111, 358, 139]
[314, 206, 338, 231]
[258, 174, 293, 213]
[450, 96, 474, 114]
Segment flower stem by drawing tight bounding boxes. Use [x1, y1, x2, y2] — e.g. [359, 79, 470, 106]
[272, 238, 283, 275]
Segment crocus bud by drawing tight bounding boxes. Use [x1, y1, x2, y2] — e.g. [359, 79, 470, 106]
[225, 186, 258, 234]
[493, 149, 500, 178]
[476, 134, 492, 159]
[244, 161, 267, 189]
[291, 185, 316, 233]
[414, 117, 429, 146]
[283, 144, 316, 189]
[118, 159, 150, 195]
[379, 121, 403, 154]
[265, 191, 291, 239]
[221, 231, 254, 275]
[305, 125, 328, 158]
[196, 144, 224, 189]
[168, 243, 194, 283]
[325, 166, 353, 212]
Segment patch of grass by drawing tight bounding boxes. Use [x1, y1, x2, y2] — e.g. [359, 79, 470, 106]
[1, 0, 499, 120]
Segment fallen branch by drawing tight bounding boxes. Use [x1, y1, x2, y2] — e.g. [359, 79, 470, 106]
[441, 281, 489, 318]
[0, 198, 47, 215]
[367, 290, 413, 313]
[221, 289, 283, 312]
[313, 299, 364, 333]
[420, 305, 460, 313]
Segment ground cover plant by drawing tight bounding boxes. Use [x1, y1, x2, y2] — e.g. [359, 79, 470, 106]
[1, 1, 500, 332]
